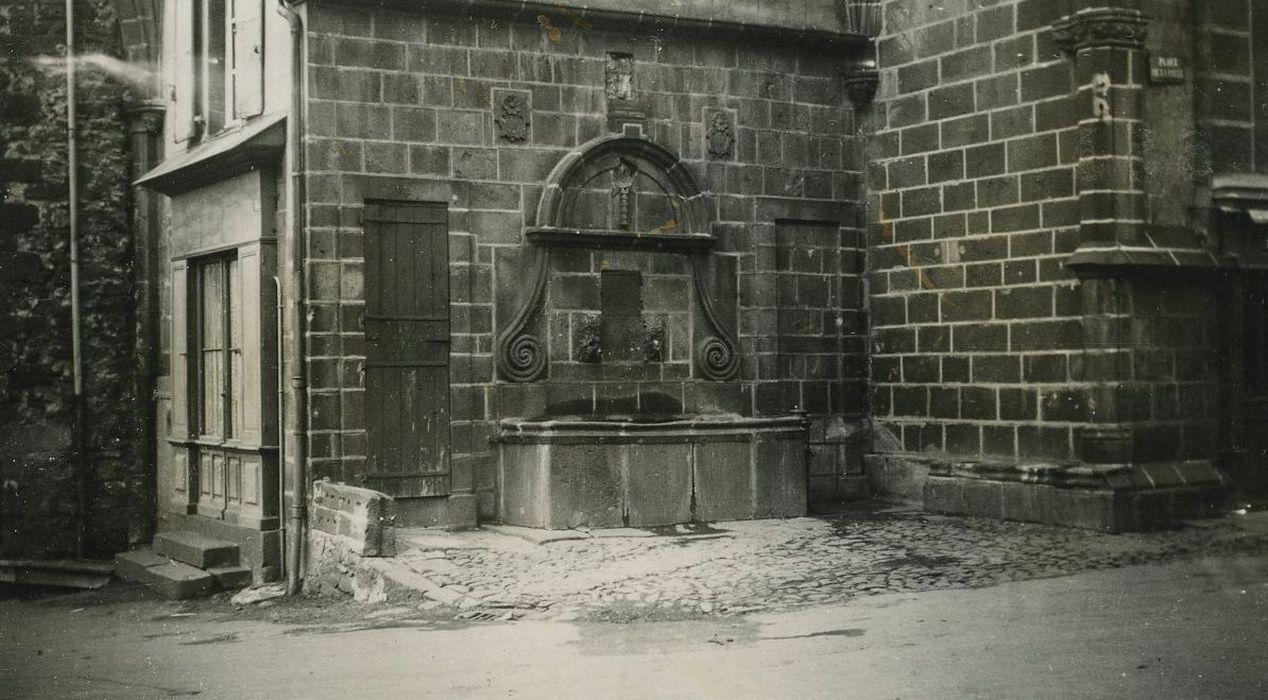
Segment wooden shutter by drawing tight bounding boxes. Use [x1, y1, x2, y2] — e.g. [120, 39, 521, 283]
[231, 0, 264, 119]
[171, 261, 191, 438]
[363, 201, 452, 498]
[171, 0, 197, 142]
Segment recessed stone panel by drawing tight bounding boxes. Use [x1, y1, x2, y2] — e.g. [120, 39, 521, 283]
[693, 441, 753, 521]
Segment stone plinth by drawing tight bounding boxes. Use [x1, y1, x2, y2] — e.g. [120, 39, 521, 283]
[866, 453, 1230, 532]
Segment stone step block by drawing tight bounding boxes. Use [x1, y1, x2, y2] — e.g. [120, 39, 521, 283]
[154, 530, 239, 569]
[207, 565, 253, 590]
[148, 561, 216, 600]
[115, 550, 215, 599]
[114, 550, 170, 584]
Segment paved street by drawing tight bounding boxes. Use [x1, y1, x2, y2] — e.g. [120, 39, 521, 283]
[2, 507, 1267, 698]
[333, 503, 1268, 622]
[1, 549, 1266, 698]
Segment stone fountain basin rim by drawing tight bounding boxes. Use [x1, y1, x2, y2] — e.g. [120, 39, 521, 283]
[496, 413, 808, 443]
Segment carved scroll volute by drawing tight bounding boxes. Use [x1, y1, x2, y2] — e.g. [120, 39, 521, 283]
[696, 335, 740, 381]
[496, 250, 549, 382]
[691, 256, 740, 382]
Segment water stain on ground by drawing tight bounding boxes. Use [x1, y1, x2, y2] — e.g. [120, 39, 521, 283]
[645, 522, 731, 538]
[761, 628, 866, 641]
[570, 617, 762, 655]
[286, 618, 474, 636]
[180, 632, 240, 645]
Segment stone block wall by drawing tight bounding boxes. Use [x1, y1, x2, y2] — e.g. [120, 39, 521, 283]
[866, 0, 1230, 523]
[771, 221, 867, 501]
[301, 4, 865, 518]
[1081, 275, 1220, 464]
[867, 0, 1086, 463]
[0, 0, 144, 558]
[1194, 0, 1266, 174]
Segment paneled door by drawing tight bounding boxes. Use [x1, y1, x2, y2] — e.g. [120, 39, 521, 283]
[363, 201, 451, 498]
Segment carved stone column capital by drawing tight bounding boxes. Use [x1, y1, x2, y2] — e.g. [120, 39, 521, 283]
[1052, 7, 1150, 55]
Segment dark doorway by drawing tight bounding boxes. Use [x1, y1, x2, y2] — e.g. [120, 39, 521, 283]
[1235, 271, 1268, 495]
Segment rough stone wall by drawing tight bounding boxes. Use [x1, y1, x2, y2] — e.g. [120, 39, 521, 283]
[0, 1, 143, 558]
[868, 0, 1085, 463]
[302, 5, 864, 518]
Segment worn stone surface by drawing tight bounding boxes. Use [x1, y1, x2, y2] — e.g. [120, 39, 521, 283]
[310, 480, 397, 557]
[317, 505, 1268, 622]
[153, 531, 241, 569]
[498, 418, 808, 527]
[115, 550, 216, 600]
[0, 0, 143, 559]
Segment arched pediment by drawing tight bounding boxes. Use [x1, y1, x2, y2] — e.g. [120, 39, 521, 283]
[497, 134, 739, 384]
[529, 135, 713, 251]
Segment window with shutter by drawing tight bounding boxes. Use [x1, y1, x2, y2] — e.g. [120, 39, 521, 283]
[171, 0, 197, 142]
[231, 0, 264, 119]
[201, 0, 228, 135]
[169, 0, 264, 144]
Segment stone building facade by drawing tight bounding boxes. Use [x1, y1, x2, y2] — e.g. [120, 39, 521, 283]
[126, 0, 878, 580]
[14, 0, 1253, 578]
[297, 2, 869, 529]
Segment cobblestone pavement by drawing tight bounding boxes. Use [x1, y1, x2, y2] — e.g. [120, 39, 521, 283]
[373, 503, 1268, 623]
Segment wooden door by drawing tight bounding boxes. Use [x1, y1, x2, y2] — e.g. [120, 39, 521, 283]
[363, 201, 451, 498]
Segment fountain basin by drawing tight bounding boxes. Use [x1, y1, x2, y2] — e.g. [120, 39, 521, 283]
[497, 414, 807, 529]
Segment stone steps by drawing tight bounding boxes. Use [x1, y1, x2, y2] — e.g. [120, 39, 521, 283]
[115, 531, 252, 599]
[154, 530, 240, 569]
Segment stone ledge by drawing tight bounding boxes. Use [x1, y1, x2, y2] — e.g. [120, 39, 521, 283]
[865, 453, 1231, 532]
[361, 0, 871, 51]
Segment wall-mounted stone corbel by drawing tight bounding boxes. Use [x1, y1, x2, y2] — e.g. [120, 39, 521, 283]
[1051, 7, 1149, 56]
[842, 63, 879, 108]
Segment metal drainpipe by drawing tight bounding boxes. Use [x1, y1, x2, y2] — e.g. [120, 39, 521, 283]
[274, 275, 285, 581]
[278, 0, 308, 595]
[65, 0, 87, 559]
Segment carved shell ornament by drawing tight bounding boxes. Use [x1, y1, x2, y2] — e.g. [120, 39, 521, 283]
[495, 93, 530, 142]
[706, 111, 734, 159]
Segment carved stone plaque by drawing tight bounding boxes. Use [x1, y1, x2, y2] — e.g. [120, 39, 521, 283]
[494, 91, 531, 142]
[605, 52, 634, 102]
[705, 109, 735, 159]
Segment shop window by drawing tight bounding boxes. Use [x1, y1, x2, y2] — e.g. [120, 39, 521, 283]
[194, 256, 244, 440]
[171, 0, 264, 142]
